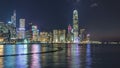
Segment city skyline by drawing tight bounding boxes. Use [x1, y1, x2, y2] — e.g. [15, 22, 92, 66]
[0, 0, 120, 41]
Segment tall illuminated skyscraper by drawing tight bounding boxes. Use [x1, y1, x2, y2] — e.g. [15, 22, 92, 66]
[80, 29, 85, 41]
[59, 30, 66, 43]
[32, 25, 39, 41]
[18, 19, 25, 39]
[11, 10, 16, 27]
[53, 30, 66, 43]
[73, 9, 79, 43]
[68, 24, 72, 33]
[67, 24, 73, 43]
[53, 30, 59, 43]
[10, 10, 17, 39]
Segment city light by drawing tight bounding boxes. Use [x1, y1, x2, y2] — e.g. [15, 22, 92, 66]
[8, 21, 12, 24]
[0, 10, 90, 44]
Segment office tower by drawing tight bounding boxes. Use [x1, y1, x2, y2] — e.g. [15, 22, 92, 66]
[0, 22, 7, 42]
[53, 30, 66, 43]
[73, 10, 79, 43]
[0, 22, 7, 34]
[59, 30, 66, 43]
[11, 10, 16, 27]
[10, 10, 17, 39]
[67, 24, 74, 43]
[32, 25, 39, 41]
[18, 19, 25, 39]
[53, 30, 59, 43]
[39, 32, 48, 43]
[26, 23, 33, 41]
[68, 24, 72, 33]
[80, 29, 85, 42]
[48, 32, 53, 43]
[0, 22, 12, 41]
[86, 34, 90, 42]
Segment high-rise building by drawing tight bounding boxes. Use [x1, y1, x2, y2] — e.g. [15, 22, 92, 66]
[59, 30, 66, 43]
[68, 24, 72, 33]
[73, 10, 79, 43]
[48, 32, 53, 43]
[86, 34, 90, 42]
[32, 25, 39, 41]
[19, 19, 25, 28]
[11, 10, 16, 27]
[39, 32, 48, 43]
[18, 19, 25, 39]
[0, 22, 8, 42]
[80, 29, 85, 41]
[67, 24, 74, 43]
[26, 23, 33, 41]
[53, 30, 66, 43]
[10, 10, 17, 39]
[53, 30, 59, 43]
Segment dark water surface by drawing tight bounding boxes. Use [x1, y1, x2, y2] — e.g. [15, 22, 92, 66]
[0, 43, 120, 68]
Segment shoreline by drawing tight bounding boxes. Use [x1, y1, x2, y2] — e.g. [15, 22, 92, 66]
[0, 47, 63, 57]
[0, 41, 120, 45]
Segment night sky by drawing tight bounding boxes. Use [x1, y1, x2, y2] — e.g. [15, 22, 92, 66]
[0, 0, 120, 41]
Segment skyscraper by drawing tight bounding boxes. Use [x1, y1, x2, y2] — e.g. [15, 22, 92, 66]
[67, 24, 73, 43]
[73, 10, 79, 43]
[26, 23, 33, 41]
[18, 19, 25, 39]
[13, 10, 16, 27]
[80, 29, 85, 41]
[32, 25, 39, 41]
[53, 30, 59, 43]
[11, 10, 16, 27]
[10, 10, 17, 39]
[68, 24, 72, 33]
[59, 30, 66, 43]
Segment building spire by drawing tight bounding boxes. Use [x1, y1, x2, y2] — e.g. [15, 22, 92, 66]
[11, 10, 16, 27]
[13, 10, 16, 16]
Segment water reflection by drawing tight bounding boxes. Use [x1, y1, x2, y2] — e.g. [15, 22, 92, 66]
[86, 44, 92, 68]
[16, 44, 28, 54]
[4, 45, 16, 55]
[30, 44, 41, 68]
[67, 44, 72, 68]
[0, 57, 3, 68]
[16, 55, 28, 68]
[71, 44, 80, 68]
[67, 44, 91, 68]
[55, 44, 67, 68]
[16, 44, 28, 68]
[0, 43, 96, 68]
[4, 45, 16, 68]
[0, 45, 4, 55]
[0, 45, 4, 68]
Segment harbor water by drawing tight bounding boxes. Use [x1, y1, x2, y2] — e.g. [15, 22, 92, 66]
[0, 43, 120, 68]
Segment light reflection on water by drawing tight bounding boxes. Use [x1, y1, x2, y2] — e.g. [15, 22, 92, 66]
[0, 44, 91, 68]
[16, 55, 28, 68]
[16, 44, 28, 68]
[0, 45, 3, 68]
[16, 44, 28, 54]
[0, 44, 119, 68]
[71, 44, 80, 68]
[30, 44, 41, 68]
[4, 45, 16, 68]
[86, 44, 92, 68]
